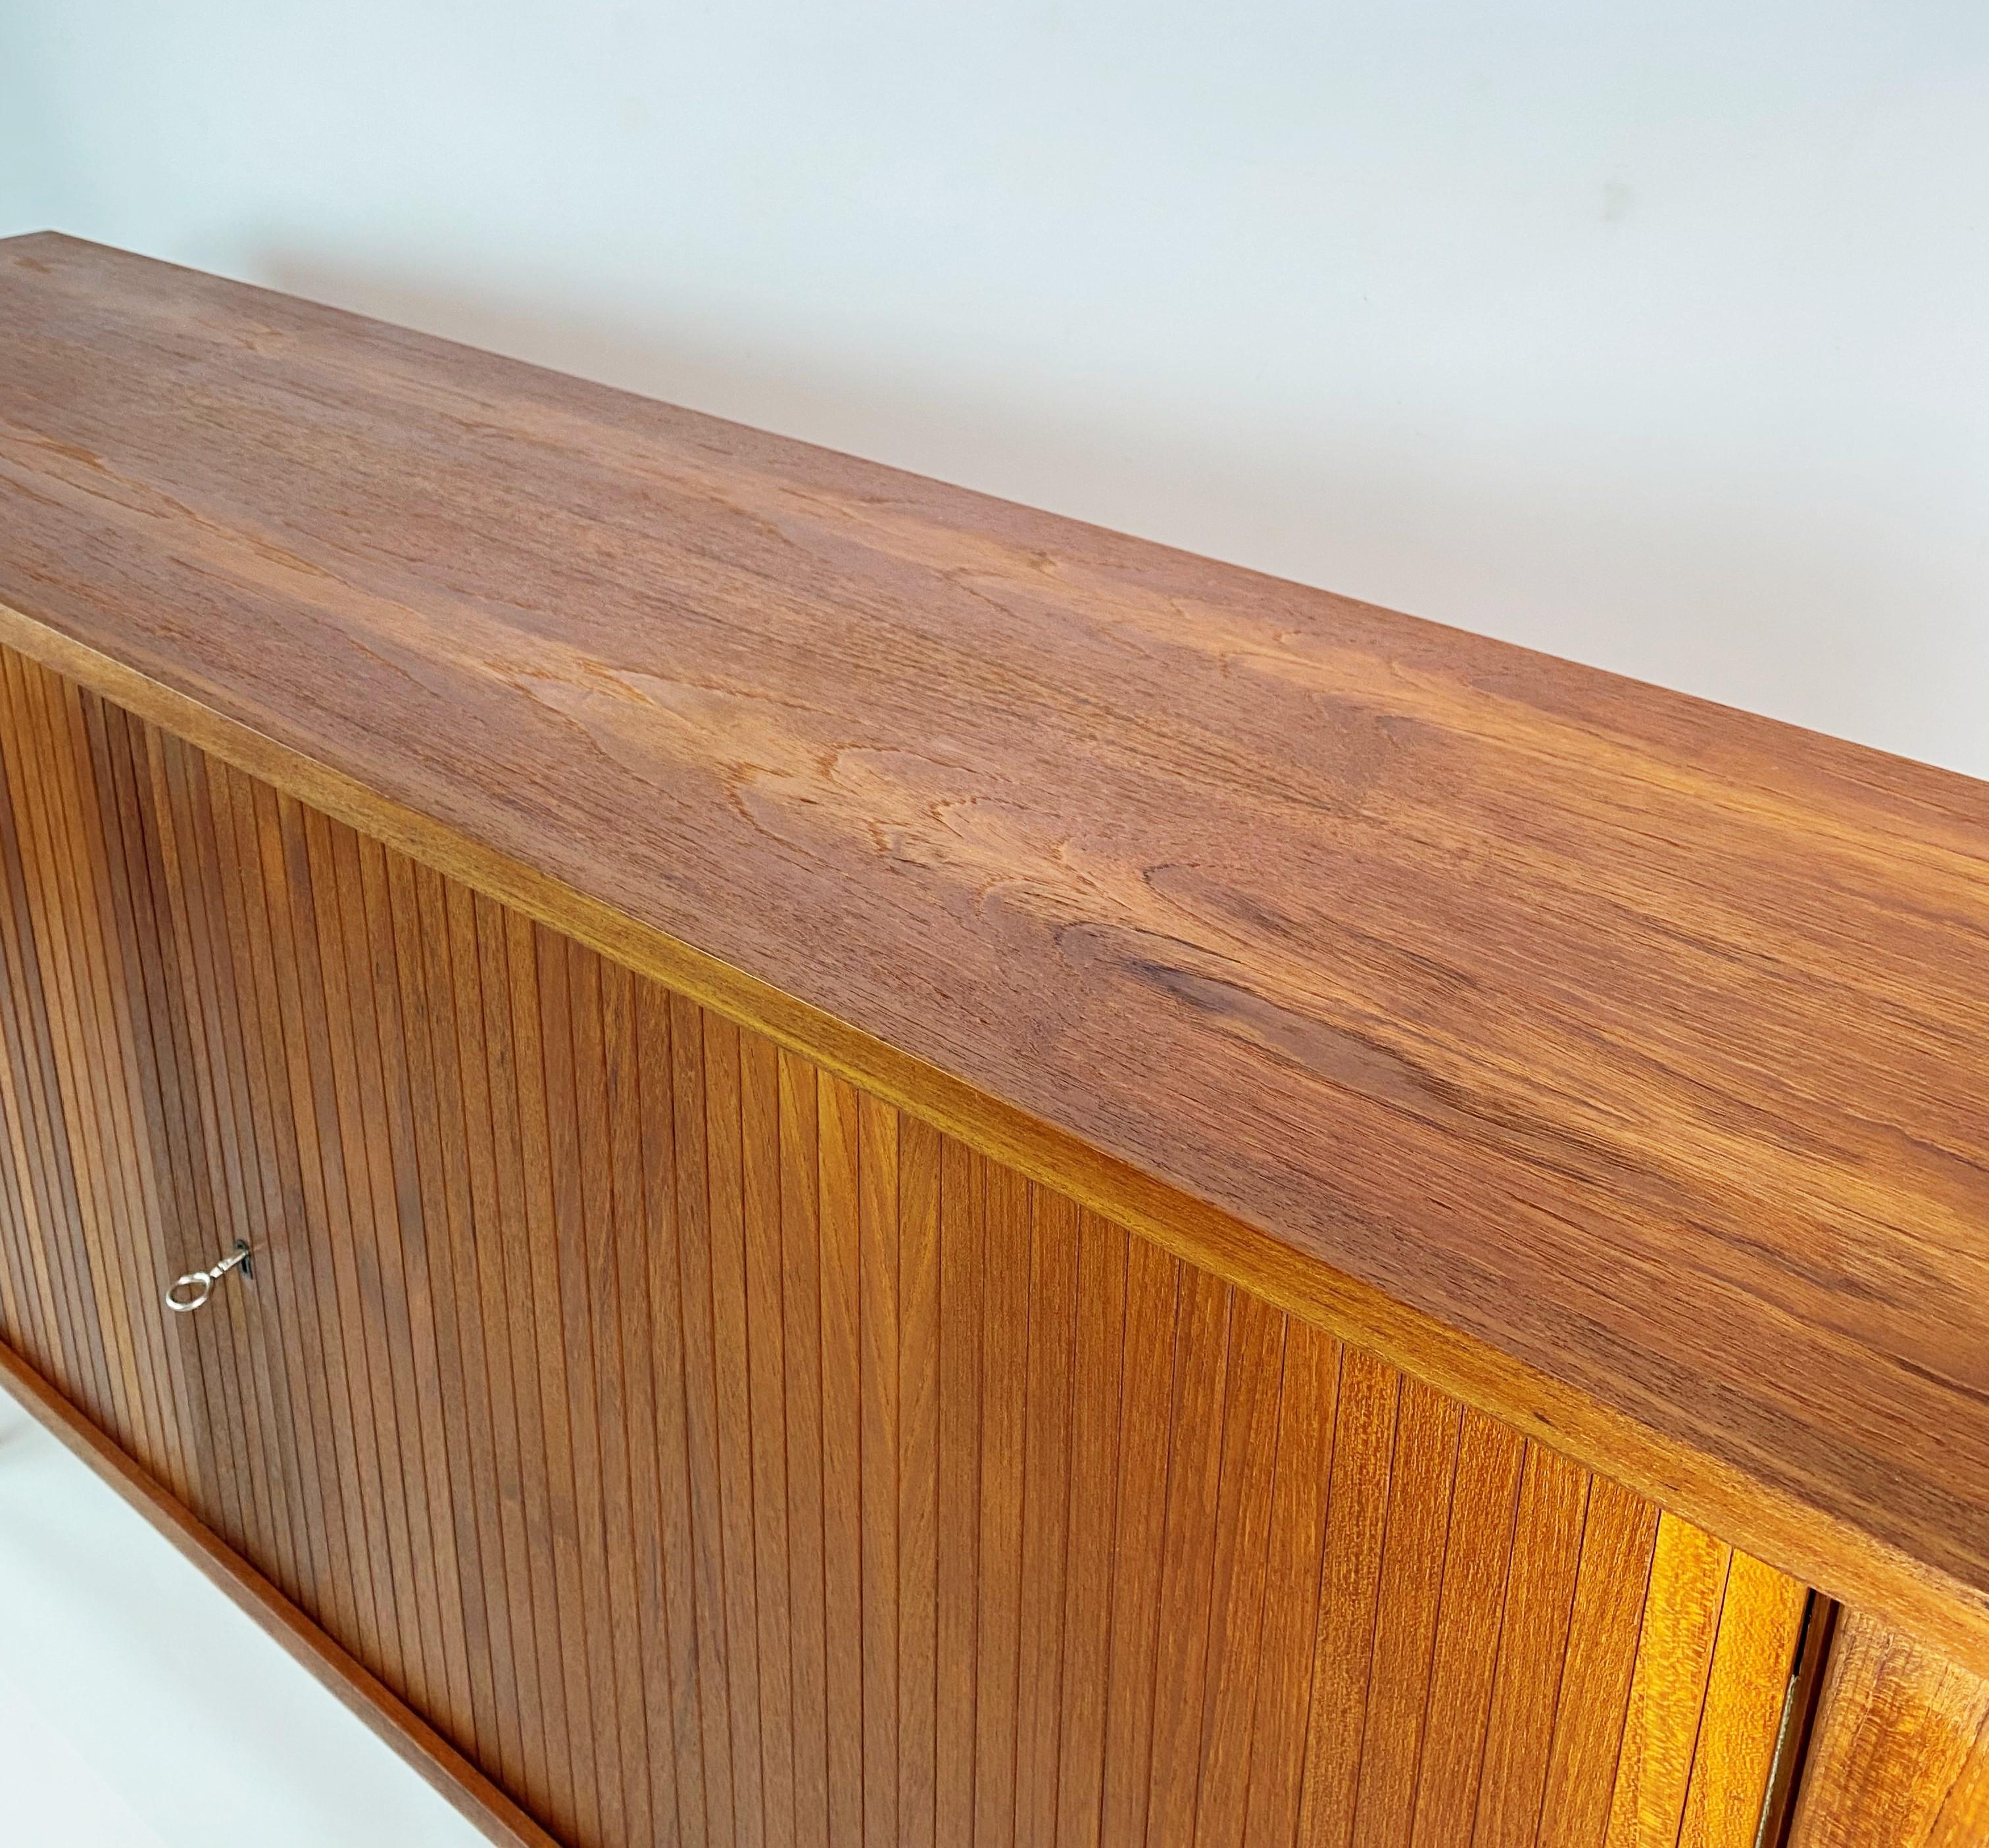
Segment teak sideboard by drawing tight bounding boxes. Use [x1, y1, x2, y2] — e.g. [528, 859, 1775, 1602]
[0, 233, 1984, 1848]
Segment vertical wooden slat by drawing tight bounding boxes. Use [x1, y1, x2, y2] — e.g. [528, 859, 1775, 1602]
[318, 810, 435, 1709]
[0, 729, 107, 1427]
[299, 808, 424, 1684]
[897, 1114, 942, 1848]
[0, 717, 80, 1390]
[1473, 1446, 1592, 1847]
[572, 948, 649, 1845]
[372, 841, 485, 1739]
[1408, 1408, 1527, 1846]
[23, 664, 164, 1471]
[1015, 1186, 1077, 1848]
[87, 703, 213, 1500]
[708, 1014, 766, 1848]
[781, 1042, 829, 1848]
[536, 927, 623, 1847]
[478, 889, 576, 1824]
[1601, 1515, 1733, 1848]
[445, 874, 541, 1797]
[179, 742, 307, 1602]
[821, 1070, 864, 1848]
[1677, 1552, 1807, 1847]
[0, 800, 99, 1421]
[642, 980, 709, 1848]
[509, 909, 601, 1845]
[935, 1132, 983, 1848]
[1350, 1376, 1464, 1845]
[1054, 1211, 1127, 1848]
[0, 792, 75, 1384]
[673, 988, 735, 1848]
[351, 831, 462, 1730]
[147, 749, 281, 1578]
[59, 671, 183, 1481]
[604, 958, 676, 1848]
[300, 801, 422, 1690]
[0, 1034, 34, 1354]
[1296, 1347, 1402, 1848]
[1191, 1288, 1287, 1848]
[1536, 1479, 1664, 1848]
[0, 975, 36, 1348]
[1098, 1233, 1181, 1848]
[151, 741, 262, 1557]
[256, 785, 389, 1669]
[743, 1026, 794, 1848]
[77, 697, 200, 1507]
[2, 655, 149, 1463]
[975, 1157, 1031, 1848]
[194, 752, 319, 1610]
[406, 854, 512, 1772]
[1240, 1326, 1338, 1848]
[1147, 1269, 1235, 1848]
[860, 1090, 901, 1848]
[144, 729, 272, 1559]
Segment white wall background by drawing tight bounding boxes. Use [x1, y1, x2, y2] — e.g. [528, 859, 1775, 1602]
[0, 1378, 489, 1847]
[0, 7, 1984, 1838]
[3, 2, 1986, 776]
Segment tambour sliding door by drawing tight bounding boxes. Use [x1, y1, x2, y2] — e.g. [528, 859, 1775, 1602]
[0, 644, 1808, 1848]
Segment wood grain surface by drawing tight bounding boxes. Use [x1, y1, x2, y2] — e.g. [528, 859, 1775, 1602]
[1, 233, 1985, 1669]
[0, 651, 1805, 1848]
[1786, 1609, 1989, 1847]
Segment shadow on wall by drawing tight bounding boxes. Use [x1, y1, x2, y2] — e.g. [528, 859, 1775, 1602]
[255, 246, 1977, 782]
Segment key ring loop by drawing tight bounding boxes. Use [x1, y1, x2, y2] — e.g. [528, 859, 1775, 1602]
[165, 1271, 214, 1313]
[164, 1240, 251, 1314]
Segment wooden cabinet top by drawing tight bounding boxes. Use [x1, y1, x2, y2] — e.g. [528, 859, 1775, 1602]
[3, 231, 1985, 1668]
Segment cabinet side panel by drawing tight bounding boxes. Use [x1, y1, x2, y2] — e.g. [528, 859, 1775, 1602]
[1787, 1609, 1989, 1847]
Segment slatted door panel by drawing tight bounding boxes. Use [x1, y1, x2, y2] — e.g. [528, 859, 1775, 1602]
[0, 646, 1808, 1848]
[0, 648, 226, 1519]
